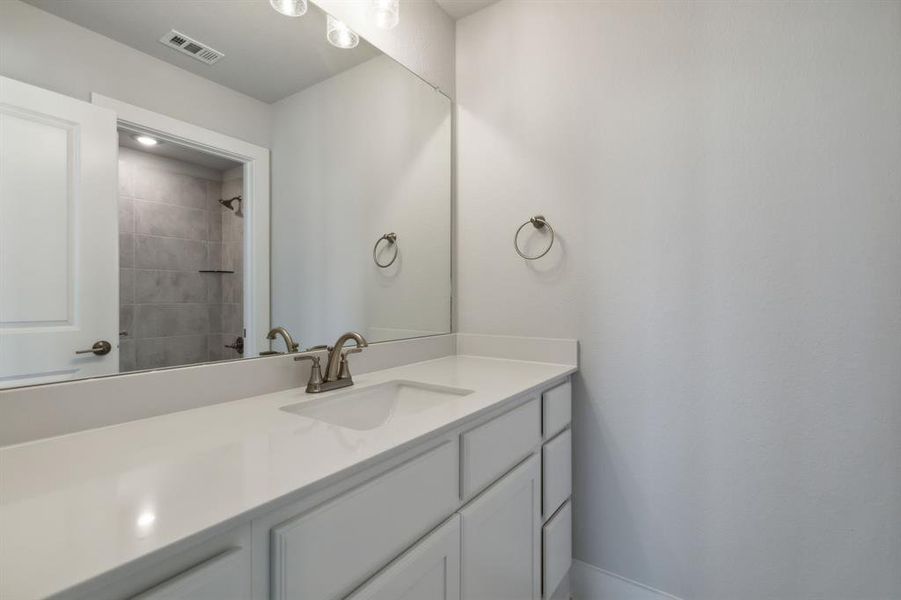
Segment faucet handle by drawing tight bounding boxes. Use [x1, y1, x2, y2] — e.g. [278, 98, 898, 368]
[294, 354, 324, 391]
[339, 346, 364, 378]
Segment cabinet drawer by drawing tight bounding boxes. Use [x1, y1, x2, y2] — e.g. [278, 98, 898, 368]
[542, 429, 572, 519]
[133, 548, 247, 600]
[542, 500, 572, 600]
[461, 398, 540, 499]
[542, 381, 571, 439]
[271, 441, 459, 600]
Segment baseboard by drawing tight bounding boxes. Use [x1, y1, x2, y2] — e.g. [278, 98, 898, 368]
[571, 560, 683, 600]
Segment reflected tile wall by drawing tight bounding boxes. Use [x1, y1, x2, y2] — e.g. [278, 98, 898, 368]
[118, 149, 244, 372]
[217, 175, 244, 350]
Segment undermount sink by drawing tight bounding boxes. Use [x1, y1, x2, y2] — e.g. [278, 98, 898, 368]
[280, 380, 474, 430]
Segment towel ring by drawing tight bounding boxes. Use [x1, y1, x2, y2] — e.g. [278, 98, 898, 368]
[373, 232, 398, 268]
[514, 215, 554, 260]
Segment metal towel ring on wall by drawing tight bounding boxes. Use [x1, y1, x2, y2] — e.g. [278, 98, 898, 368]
[514, 215, 555, 260]
[373, 232, 399, 268]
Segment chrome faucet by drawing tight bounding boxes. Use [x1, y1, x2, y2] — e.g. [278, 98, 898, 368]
[294, 331, 368, 393]
[265, 326, 300, 353]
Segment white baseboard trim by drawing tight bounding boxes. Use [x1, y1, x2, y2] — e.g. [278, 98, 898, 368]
[571, 560, 683, 600]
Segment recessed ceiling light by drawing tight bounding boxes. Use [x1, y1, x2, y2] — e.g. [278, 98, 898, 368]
[270, 0, 307, 17]
[372, 0, 399, 30]
[133, 135, 160, 147]
[327, 15, 359, 49]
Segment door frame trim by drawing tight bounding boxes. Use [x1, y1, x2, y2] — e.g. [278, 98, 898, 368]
[90, 93, 270, 356]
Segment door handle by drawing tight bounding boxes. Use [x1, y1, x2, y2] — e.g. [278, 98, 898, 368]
[75, 340, 112, 356]
[224, 336, 244, 354]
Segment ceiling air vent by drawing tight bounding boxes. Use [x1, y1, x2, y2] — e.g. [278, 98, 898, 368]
[159, 30, 224, 65]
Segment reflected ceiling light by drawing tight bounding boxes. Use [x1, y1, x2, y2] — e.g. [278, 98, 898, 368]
[327, 15, 359, 49]
[372, 0, 399, 29]
[133, 135, 159, 147]
[270, 0, 308, 17]
[136, 511, 156, 528]
[135, 509, 156, 538]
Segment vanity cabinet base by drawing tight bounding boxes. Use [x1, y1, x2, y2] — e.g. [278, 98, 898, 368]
[53, 377, 573, 600]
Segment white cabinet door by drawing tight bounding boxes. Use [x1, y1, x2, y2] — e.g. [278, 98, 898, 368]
[348, 516, 461, 600]
[460, 455, 540, 600]
[271, 441, 458, 600]
[132, 548, 249, 600]
[0, 76, 118, 387]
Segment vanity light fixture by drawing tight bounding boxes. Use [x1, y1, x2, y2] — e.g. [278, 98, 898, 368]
[270, 0, 308, 17]
[326, 15, 359, 49]
[372, 0, 399, 29]
[133, 135, 160, 147]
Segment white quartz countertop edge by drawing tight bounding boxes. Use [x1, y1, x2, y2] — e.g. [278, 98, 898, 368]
[0, 355, 576, 600]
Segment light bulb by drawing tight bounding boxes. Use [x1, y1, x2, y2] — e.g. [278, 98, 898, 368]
[372, 0, 399, 29]
[134, 135, 159, 147]
[327, 15, 359, 49]
[270, 0, 307, 17]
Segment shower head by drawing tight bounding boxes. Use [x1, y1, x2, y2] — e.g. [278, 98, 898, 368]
[219, 195, 243, 217]
[219, 196, 240, 210]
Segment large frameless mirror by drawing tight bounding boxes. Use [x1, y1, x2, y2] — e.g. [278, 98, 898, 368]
[0, 0, 451, 389]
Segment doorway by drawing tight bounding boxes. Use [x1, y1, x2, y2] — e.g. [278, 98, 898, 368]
[117, 132, 246, 371]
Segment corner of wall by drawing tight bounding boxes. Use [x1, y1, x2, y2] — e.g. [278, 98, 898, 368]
[311, 0, 455, 98]
[571, 561, 683, 600]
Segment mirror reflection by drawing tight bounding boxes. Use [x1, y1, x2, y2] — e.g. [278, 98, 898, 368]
[0, 0, 451, 388]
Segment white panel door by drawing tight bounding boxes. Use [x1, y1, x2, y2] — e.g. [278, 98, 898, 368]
[0, 76, 118, 387]
[460, 455, 541, 600]
[348, 516, 461, 600]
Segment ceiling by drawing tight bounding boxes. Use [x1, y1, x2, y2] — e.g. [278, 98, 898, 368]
[118, 131, 242, 172]
[23, 0, 381, 103]
[435, 0, 499, 20]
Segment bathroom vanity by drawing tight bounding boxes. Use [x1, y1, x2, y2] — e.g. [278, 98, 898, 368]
[0, 3, 572, 597]
[0, 355, 575, 600]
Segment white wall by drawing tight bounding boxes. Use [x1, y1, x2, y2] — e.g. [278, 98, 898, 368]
[0, 0, 272, 147]
[0, 0, 454, 147]
[271, 56, 452, 347]
[313, 0, 456, 98]
[456, 1, 901, 598]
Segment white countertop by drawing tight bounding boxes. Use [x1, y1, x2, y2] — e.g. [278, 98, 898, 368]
[0, 356, 575, 600]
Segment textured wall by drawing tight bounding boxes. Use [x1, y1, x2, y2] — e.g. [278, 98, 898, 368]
[118, 148, 243, 371]
[456, 1, 901, 598]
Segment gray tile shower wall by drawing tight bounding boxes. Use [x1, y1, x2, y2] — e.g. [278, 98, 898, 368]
[214, 172, 245, 360]
[118, 148, 244, 372]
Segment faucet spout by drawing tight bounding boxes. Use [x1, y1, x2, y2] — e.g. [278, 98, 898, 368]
[266, 326, 300, 353]
[324, 331, 368, 382]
